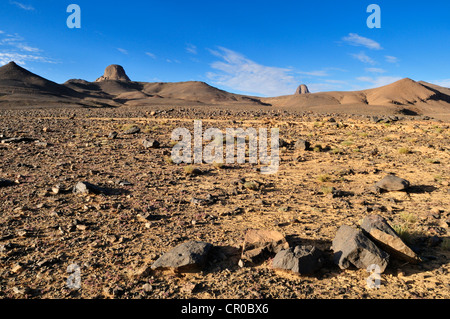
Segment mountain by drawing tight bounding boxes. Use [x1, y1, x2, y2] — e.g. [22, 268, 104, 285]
[0, 61, 78, 97]
[262, 78, 450, 118]
[0, 62, 449, 119]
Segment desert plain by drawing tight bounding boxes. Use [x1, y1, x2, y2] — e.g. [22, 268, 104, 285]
[0, 62, 449, 299]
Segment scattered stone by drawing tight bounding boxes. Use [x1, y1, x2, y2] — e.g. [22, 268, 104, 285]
[1, 137, 35, 144]
[0, 179, 15, 188]
[123, 126, 140, 135]
[294, 139, 310, 151]
[142, 283, 153, 293]
[151, 241, 213, 272]
[375, 174, 410, 192]
[272, 245, 324, 275]
[72, 181, 106, 195]
[108, 131, 118, 139]
[241, 229, 289, 264]
[361, 214, 420, 264]
[332, 225, 389, 273]
[11, 263, 25, 274]
[142, 138, 160, 149]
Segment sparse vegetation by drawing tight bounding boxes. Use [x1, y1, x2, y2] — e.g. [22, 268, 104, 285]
[184, 165, 202, 175]
[243, 181, 259, 191]
[341, 140, 354, 146]
[317, 174, 331, 183]
[441, 238, 450, 250]
[400, 212, 417, 224]
[398, 147, 411, 154]
[392, 224, 414, 244]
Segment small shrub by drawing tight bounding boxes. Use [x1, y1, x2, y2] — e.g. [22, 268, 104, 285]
[317, 174, 331, 183]
[358, 132, 368, 138]
[441, 238, 450, 250]
[184, 165, 202, 175]
[400, 212, 417, 224]
[244, 181, 259, 191]
[313, 144, 323, 152]
[164, 156, 174, 164]
[392, 224, 414, 244]
[398, 147, 411, 154]
[341, 140, 354, 146]
[331, 148, 343, 155]
[321, 186, 335, 194]
[213, 161, 225, 169]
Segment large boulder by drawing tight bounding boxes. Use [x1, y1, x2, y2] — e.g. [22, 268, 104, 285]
[151, 241, 213, 272]
[272, 245, 324, 275]
[361, 214, 420, 264]
[241, 229, 289, 264]
[332, 225, 389, 273]
[96, 64, 131, 82]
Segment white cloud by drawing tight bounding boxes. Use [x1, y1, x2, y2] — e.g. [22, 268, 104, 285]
[145, 52, 156, 59]
[297, 70, 329, 77]
[186, 44, 197, 55]
[10, 1, 35, 11]
[0, 52, 56, 66]
[356, 75, 403, 88]
[0, 32, 54, 65]
[351, 51, 376, 65]
[342, 33, 382, 50]
[365, 67, 386, 74]
[117, 48, 128, 55]
[207, 47, 296, 96]
[385, 55, 399, 64]
[433, 79, 450, 88]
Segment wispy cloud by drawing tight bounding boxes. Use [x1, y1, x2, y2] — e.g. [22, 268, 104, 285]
[117, 48, 128, 55]
[10, 1, 35, 11]
[207, 47, 296, 96]
[433, 79, 450, 88]
[351, 51, 376, 65]
[297, 70, 329, 77]
[145, 52, 156, 59]
[385, 55, 399, 64]
[356, 75, 403, 88]
[365, 67, 386, 74]
[342, 33, 382, 50]
[0, 52, 56, 66]
[0, 32, 54, 65]
[186, 43, 197, 55]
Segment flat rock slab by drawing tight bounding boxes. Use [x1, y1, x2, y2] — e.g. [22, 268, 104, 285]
[361, 214, 420, 264]
[332, 225, 389, 273]
[123, 126, 140, 135]
[241, 229, 289, 264]
[375, 175, 410, 192]
[1, 137, 35, 144]
[272, 245, 323, 275]
[151, 241, 213, 272]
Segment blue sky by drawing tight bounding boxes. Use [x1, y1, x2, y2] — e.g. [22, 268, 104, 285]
[0, 0, 449, 96]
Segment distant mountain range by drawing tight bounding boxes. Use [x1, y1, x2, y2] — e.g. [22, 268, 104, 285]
[0, 61, 449, 119]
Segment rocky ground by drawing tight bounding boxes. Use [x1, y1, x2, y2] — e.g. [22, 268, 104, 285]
[0, 106, 449, 299]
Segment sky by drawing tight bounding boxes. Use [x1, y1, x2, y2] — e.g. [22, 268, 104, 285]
[0, 0, 449, 97]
